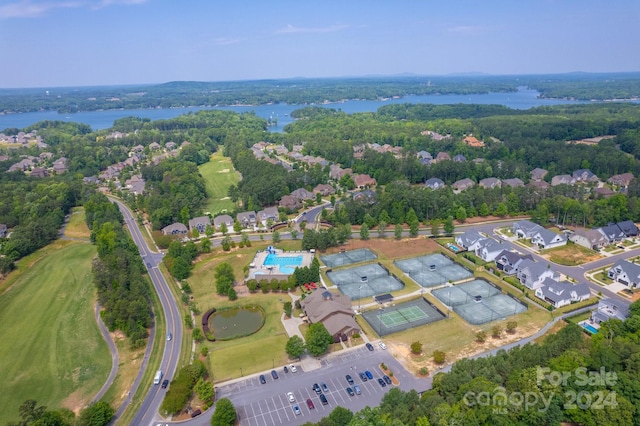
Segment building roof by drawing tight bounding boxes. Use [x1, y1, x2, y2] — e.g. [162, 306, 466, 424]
[301, 289, 354, 324]
[452, 178, 475, 191]
[463, 136, 485, 147]
[290, 188, 314, 200]
[610, 259, 640, 281]
[258, 206, 279, 221]
[237, 211, 256, 224]
[607, 173, 634, 187]
[162, 222, 188, 235]
[571, 228, 608, 246]
[551, 174, 575, 186]
[530, 168, 548, 181]
[597, 224, 625, 241]
[539, 280, 590, 303]
[479, 177, 502, 188]
[502, 178, 524, 188]
[495, 249, 533, 266]
[213, 214, 234, 228]
[533, 228, 566, 245]
[617, 220, 639, 237]
[425, 177, 445, 190]
[456, 230, 485, 248]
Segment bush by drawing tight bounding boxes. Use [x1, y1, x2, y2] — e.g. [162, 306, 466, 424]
[491, 325, 502, 338]
[410, 341, 423, 354]
[475, 330, 487, 343]
[506, 321, 518, 333]
[419, 367, 429, 376]
[432, 350, 446, 364]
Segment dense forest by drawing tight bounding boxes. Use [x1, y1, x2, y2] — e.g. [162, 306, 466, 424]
[1, 73, 639, 114]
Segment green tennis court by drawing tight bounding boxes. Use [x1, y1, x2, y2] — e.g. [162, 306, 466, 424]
[378, 305, 429, 327]
[362, 298, 446, 336]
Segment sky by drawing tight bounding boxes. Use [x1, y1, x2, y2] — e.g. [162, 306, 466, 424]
[0, 0, 639, 88]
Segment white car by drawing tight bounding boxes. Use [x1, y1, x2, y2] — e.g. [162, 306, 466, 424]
[379, 341, 387, 350]
[287, 392, 295, 403]
[290, 364, 297, 373]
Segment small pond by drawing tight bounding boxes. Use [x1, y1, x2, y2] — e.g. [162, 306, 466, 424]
[209, 306, 264, 340]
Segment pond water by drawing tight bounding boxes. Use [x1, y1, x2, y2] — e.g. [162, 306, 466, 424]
[210, 306, 263, 340]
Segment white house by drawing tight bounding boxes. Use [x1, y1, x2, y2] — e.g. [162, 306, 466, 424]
[534, 279, 591, 309]
[257, 207, 279, 227]
[188, 216, 211, 234]
[494, 250, 533, 275]
[569, 229, 608, 250]
[475, 238, 504, 262]
[455, 231, 486, 251]
[591, 298, 629, 324]
[213, 214, 234, 230]
[608, 260, 640, 289]
[513, 220, 543, 239]
[531, 228, 567, 249]
[517, 259, 559, 290]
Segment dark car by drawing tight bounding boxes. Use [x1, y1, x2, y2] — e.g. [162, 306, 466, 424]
[319, 394, 328, 405]
[259, 375, 266, 384]
[161, 379, 169, 389]
[271, 370, 278, 380]
[378, 378, 387, 387]
[293, 405, 301, 415]
[191, 409, 202, 418]
[313, 383, 321, 394]
[321, 382, 329, 392]
[306, 398, 315, 409]
[366, 342, 374, 351]
[284, 366, 289, 373]
[359, 372, 368, 382]
[365, 370, 373, 380]
[346, 374, 354, 385]
[383, 375, 392, 385]
[346, 387, 355, 396]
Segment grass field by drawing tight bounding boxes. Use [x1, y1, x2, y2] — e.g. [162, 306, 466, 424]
[199, 152, 239, 216]
[0, 242, 109, 424]
[543, 243, 602, 266]
[64, 207, 91, 239]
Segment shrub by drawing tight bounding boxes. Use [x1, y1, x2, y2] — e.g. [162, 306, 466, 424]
[419, 367, 429, 376]
[432, 350, 446, 364]
[506, 321, 518, 334]
[410, 341, 423, 354]
[475, 330, 487, 343]
[491, 325, 502, 338]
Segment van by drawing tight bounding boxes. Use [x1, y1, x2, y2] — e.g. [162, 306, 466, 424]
[153, 370, 163, 385]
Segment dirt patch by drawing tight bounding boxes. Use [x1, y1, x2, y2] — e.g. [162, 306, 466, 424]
[325, 237, 439, 259]
[61, 390, 88, 415]
[218, 169, 230, 173]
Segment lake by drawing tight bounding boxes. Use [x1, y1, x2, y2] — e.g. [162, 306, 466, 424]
[0, 87, 602, 132]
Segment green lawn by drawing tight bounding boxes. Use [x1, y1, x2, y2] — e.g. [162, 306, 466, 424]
[199, 152, 239, 215]
[63, 207, 91, 239]
[0, 242, 110, 424]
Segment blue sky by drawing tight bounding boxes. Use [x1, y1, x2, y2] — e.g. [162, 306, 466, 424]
[0, 0, 638, 88]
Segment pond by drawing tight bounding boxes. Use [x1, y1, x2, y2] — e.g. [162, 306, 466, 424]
[209, 306, 264, 340]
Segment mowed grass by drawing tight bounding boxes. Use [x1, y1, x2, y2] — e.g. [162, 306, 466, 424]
[199, 152, 239, 215]
[0, 242, 110, 424]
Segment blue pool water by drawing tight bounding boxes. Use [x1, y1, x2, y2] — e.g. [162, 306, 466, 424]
[448, 244, 460, 252]
[263, 254, 303, 274]
[581, 323, 599, 334]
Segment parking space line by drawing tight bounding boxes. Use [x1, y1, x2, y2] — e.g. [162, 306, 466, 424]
[279, 394, 291, 422]
[259, 399, 274, 425]
[251, 401, 264, 426]
[273, 396, 284, 424]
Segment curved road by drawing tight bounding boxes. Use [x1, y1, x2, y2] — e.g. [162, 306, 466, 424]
[110, 199, 183, 426]
[91, 303, 119, 404]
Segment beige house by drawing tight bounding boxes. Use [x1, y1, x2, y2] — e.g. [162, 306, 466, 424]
[301, 289, 360, 341]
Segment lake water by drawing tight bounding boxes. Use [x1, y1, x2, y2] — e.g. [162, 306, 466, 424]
[0, 87, 608, 132]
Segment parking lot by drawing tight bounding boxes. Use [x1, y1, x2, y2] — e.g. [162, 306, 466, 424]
[215, 345, 427, 426]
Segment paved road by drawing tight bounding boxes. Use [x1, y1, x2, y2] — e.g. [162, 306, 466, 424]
[109, 199, 183, 426]
[91, 303, 119, 404]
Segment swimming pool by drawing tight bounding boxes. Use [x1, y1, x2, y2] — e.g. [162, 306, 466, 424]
[581, 323, 599, 334]
[448, 244, 460, 252]
[263, 253, 303, 274]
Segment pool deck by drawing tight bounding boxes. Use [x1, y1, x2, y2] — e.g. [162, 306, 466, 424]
[248, 248, 314, 280]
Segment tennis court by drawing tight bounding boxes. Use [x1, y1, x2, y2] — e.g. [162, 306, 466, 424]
[362, 297, 447, 336]
[320, 248, 377, 268]
[395, 253, 472, 287]
[327, 263, 404, 300]
[432, 280, 527, 325]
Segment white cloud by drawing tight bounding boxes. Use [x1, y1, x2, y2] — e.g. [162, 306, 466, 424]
[0, 0, 81, 19]
[275, 23, 349, 35]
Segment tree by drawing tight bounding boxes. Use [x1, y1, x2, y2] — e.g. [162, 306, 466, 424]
[394, 223, 403, 240]
[306, 323, 333, 356]
[219, 222, 228, 235]
[378, 221, 387, 238]
[328, 406, 354, 426]
[409, 219, 420, 237]
[410, 341, 423, 354]
[443, 216, 455, 235]
[491, 325, 502, 338]
[210, 398, 236, 426]
[241, 232, 251, 247]
[506, 321, 518, 333]
[285, 335, 306, 359]
[432, 350, 446, 364]
[455, 206, 467, 222]
[272, 230, 281, 243]
[360, 224, 369, 240]
[479, 202, 489, 217]
[283, 301, 292, 317]
[193, 327, 204, 342]
[233, 220, 242, 233]
[215, 262, 235, 295]
[77, 401, 114, 426]
[220, 235, 232, 251]
[430, 219, 440, 237]
[494, 202, 508, 218]
[200, 238, 211, 253]
[475, 330, 487, 343]
[291, 229, 298, 240]
[227, 287, 237, 300]
[195, 379, 214, 405]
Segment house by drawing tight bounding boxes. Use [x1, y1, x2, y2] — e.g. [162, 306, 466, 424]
[149, 142, 161, 150]
[0, 224, 7, 238]
[416, 151, 432, 161]
[591, 298, 629, 324]
[569, 229, 608, 250]
[551, 175, 576, 186]
[353, 189, 376, 205]
[329, 165, 350, 180]
[531, 228, 567, 249]
[455, 231, 486, 251]
[301, 289, 360, 341]
[534, 279, 591, 309]
[435, 152, 451, 162]
[530, 168, 548, 182]
[494, 250, 533, 275]
[279, 195, 302, 211]
[30, 167, 48, 177]
[236, 211, 257, 229]
[165, 141, 177, 150]
[353, 174, 377, 188]
[463, 136, 485, 147]
[593, 187, 615, 198]
[452, 178, 475, 192]
[479, 177, 502, 189]
[257, 207, 279, 226]
[475, 238, 504, 262]
[607, 173, 634, 188]
[425, 177, 445, 190]
[188, 216, 211, 234]
[597, 223, 626, 244]
[617, 220, 639, 237]
[502, 178, 524, 188]
[608, 260, 640, 289]
[290, 188, 314, 201]
[419, 157, 432, 166]
[161, 222, 188, 236]
[131, 145, 145, 154]
[513, 220, 543, 239]
[453, 154, 466, 163]
[213, 214, 234, 230]
[313, 184, 335, 196]
[52, 157, 68, 174]
[517, 259, 559, 290]
[124, 175, 146, 195]
[572, 169, 599, 183]
[528, 180, 550, 191]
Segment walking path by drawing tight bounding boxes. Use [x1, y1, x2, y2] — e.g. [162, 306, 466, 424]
[91, 303, 119, 404]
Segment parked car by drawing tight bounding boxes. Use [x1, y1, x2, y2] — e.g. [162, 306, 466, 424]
[359, 372, 368, 381]
[283, 366, 289, 373]
[271, 370, 278, 380]
[378, 378, 387, 387]
[365, 370, 373, 380]
[259, 375, 266, 384]
[321, 382, 329, 392]
[383, 375, 392, 385]
[353, 385, 361, 395]
[346, 387, 354, 396]
[191, 409, 201, 418]
[313, 383, 321, 394]
[290, 364, 297, 373]
[306, 398, 315, 409]
[379, 341, 387, 350]
[161, 379, 169, 389]
[346, 374, 354, 385]
[293, 405, 301, 415]
[319, 394, 328, 405]
[287, 392, 295, 403]
[366, 343, 374, 351]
